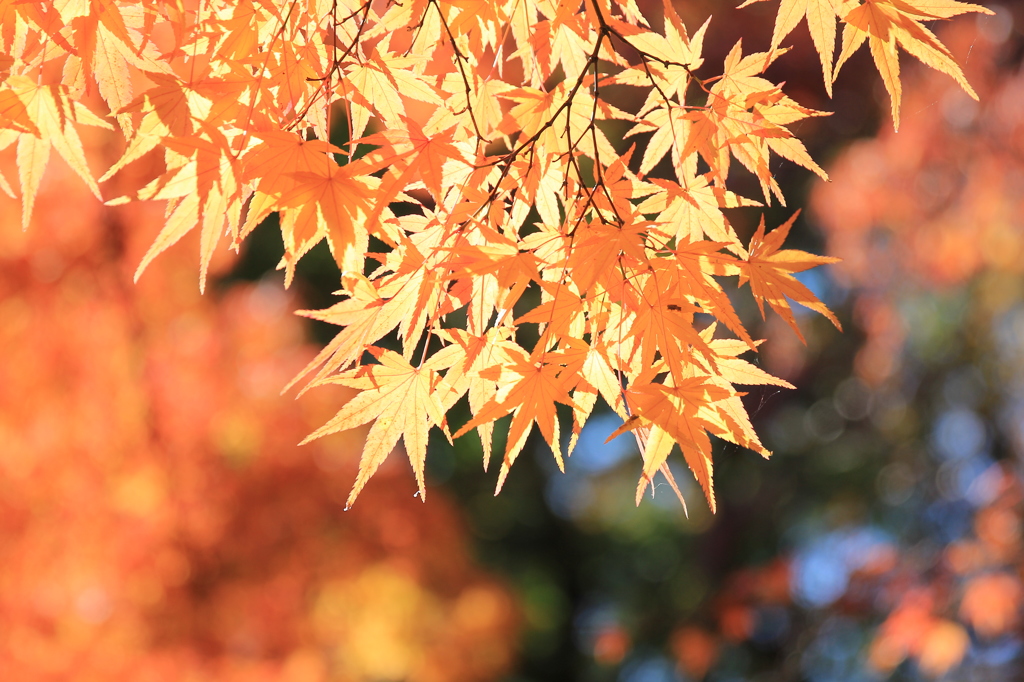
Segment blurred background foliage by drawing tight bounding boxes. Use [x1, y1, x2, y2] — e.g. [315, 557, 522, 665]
[3, 1, 1024, 681]
[0, 124, 518, 681]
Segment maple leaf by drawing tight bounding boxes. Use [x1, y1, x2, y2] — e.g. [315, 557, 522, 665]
[241, 132, 348, 225]
[445, 228, 545, 311]
[291, 268, 430, 390]
[302, 348, 448, 507]
[621, 1, 709, 100]
[126, 133, 243, 292]
[636, 175, 755, 249]
[342, 38, 441, 140]
[516, 281, 588, 348]
[738, 211, 842, 342]
[454, 345, 577, 493]
[3, 77, 112, 229]
[624, 258, 719, 380]
[738, 0, 843, 95]
[276, 161, 372, 283]
[565, 342, 627, 455]
[740, 0, 992, 129]
[434, 327, 522, 468]
[566, 219, 652, 296]
[693, 325, 793, 458]
[681, 42, 829, 203]
[359, 118, 467, 220]
[833, 0, 991, 129]
[672, 239, 753, 347]
[611, 372, 731, 512]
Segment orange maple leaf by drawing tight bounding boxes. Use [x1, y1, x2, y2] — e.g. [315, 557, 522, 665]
[454, 345, 577, 492]
[738, 211, 842, 342]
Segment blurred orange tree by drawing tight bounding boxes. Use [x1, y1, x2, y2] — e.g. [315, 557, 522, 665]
[0, 124, 517, 681]
[0, 0, 993, 511]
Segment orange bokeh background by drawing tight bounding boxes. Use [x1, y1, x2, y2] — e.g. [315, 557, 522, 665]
[0, 124, 518, 682]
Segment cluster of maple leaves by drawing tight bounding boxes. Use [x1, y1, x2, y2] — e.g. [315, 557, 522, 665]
[0, 0, 990, 508]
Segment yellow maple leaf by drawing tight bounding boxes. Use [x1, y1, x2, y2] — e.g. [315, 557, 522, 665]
[303, 348, 449, 506]
[5, 76, 111, 229]
[836, 0, 990, 129]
